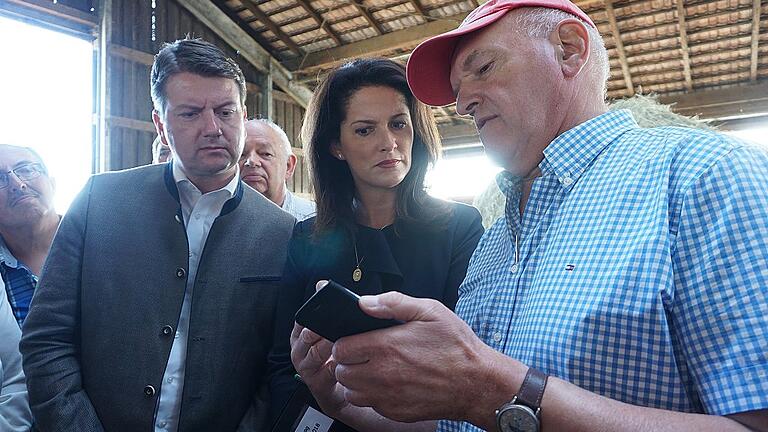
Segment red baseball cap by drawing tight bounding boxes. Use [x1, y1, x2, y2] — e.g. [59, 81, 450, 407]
[406, 0, 596, 106]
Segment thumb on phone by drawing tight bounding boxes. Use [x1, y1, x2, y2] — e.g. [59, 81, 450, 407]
[358, 291, 441, 323]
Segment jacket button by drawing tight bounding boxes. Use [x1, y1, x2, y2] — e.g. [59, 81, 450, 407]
[161, 325, 174, 336]
[144, 385, 156, 397]
[174, 214, 182, 224]
[176, 268, 186, 278]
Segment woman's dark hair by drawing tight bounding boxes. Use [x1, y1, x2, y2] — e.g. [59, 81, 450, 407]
[301, 58, 448, 233]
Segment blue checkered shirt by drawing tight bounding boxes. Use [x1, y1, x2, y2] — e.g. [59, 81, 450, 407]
[439, 110, 768, 432]
[0, 237, 37, 327]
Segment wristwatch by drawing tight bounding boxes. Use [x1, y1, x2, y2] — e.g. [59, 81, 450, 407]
[495, 367, 549, 432]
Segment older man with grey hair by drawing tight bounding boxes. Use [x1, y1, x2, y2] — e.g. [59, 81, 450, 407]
[239, 119, 315, 220]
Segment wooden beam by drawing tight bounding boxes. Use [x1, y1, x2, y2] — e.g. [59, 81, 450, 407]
[260, 63, 274, 120]
[438, 121, 477, 139]
[408, 0, 427, 18]
[295, 0, 343, 46]
[605, 0, 634, 95]
[109, 44, 154, 65]
[0, 0, 97, 27]
[108, 116, 156, 133]
[659, 81, 768, 120]
[95, 0, 112, 173]
[177, 0, 312, 108]
[750, 0, 761, 82]
[675, 0, 693, 91]
[240, 0, 304, 56]
[352, 0, 384, 36]
[287, 11, 471, 73]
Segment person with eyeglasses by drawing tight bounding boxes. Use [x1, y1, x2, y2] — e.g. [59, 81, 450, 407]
[0, 144, 55, 431]
[0, 145, 60, 328]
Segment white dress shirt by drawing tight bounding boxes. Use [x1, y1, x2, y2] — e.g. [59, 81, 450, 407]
[281, 191, 315, 221]
[154, 163, 239, 432]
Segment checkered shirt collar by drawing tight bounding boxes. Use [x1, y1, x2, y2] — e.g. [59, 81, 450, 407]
[0, 236, 19, 268]
[496, 110, 639, 197]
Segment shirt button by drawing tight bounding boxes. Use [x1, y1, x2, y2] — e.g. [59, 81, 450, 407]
[510, 264, 519, 273]
[167, 377, 174, 384]
[195, 214, 201, 220]
[561, 176, 574, 186]
[158, 421, 167, 428]
[176, 268, 186, 278]
[161, 325, 174, 336]
[143, 385, 156, 397]
[493, 332, 503, 343]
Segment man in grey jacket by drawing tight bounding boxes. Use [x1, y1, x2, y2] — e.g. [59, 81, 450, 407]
[20, 38, 294, 432]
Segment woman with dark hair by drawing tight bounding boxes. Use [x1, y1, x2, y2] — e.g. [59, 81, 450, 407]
[268, 58, 483, 431]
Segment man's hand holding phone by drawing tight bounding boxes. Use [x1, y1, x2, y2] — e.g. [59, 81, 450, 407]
[290, 280, 402, 420]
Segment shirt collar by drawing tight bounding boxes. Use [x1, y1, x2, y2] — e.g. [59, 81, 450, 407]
[281, 190, 293, 210]
[495, 110, 639, 196]
[172, 161, 239, 202]
[542, 109, 638, 183]
[0, 236, 18, 268]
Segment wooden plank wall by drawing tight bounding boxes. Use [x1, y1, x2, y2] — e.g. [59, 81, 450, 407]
[106, 0, 310, 196]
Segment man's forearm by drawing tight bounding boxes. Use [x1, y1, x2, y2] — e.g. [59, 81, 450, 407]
[466, 350, 764, 432]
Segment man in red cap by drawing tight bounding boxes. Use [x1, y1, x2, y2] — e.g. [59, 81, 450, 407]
[288, 1, 768, 431]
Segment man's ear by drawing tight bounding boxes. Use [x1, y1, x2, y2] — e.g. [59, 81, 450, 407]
[152, 110, 170, 146]
[285, 153, 298, 179]
[552, 19, 590, 78]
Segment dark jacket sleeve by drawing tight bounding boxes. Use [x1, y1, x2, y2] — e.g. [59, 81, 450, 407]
[443, 204, 484, 310]
[19, 178, 105, 432]
[266, 222, 311, 425]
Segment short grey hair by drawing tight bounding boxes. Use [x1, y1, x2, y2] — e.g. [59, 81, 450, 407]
[246, 118, 293, 160]
[0, 144, 48, 173]
[509, 8, 610, 96]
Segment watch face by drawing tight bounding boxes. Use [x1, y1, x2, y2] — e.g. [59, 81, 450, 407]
[498, 405, 539, 432]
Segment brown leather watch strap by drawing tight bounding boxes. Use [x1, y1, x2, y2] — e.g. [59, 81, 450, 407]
[516, 367, 549, 410]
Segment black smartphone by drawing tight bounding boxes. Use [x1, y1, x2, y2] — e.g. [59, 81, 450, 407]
[294, 280, 402, 342]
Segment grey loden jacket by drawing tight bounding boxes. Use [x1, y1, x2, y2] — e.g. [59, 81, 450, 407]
[20, 163, 294, 432]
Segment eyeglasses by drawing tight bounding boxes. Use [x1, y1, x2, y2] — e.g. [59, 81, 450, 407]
[0, 163, 47, 189]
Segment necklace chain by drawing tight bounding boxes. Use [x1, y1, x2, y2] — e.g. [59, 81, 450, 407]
[352, 236, 364, 282]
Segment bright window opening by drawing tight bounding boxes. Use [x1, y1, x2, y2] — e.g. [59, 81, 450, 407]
[725, 126, 768, 149]
[0, 15, 94, 213]
[428, 149, 503, 202]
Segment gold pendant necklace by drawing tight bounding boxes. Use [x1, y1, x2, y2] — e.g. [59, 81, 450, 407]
[353, 238, 364, 282]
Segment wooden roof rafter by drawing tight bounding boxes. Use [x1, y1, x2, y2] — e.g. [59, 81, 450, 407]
[295, 0, 344, 46]
[675, 0, 694, 90]
[750, 0, 762, 81]
[286, 10, 471, 73]
[408, 0, 427, 18]
[605, 0, 635, 95]
[240, 0, 305, 56]
[181, 0, 313, 107]
[351, 0, 386, 35]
